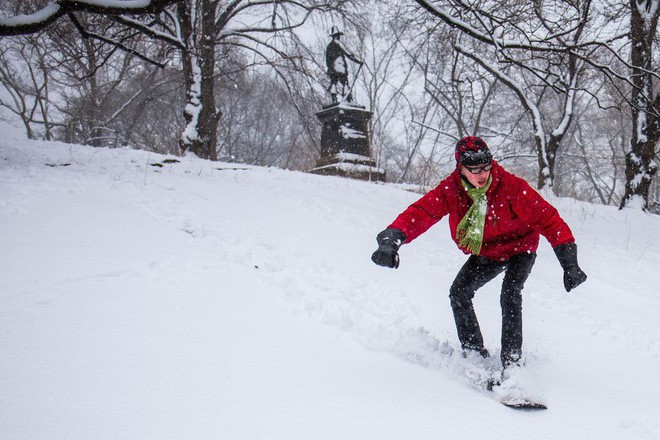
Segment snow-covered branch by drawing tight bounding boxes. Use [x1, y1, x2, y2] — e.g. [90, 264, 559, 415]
[414, 0, 577, 52]
[111, 15, 185, 49]
[0, 0, 182, 36]
[454, 45, 543, 138]
[413, 0, 630, 59]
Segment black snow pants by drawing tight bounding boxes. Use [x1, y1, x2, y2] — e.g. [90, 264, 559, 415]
[449, 252, 536, 367]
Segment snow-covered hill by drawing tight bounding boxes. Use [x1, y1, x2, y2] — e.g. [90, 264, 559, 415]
[2, 126, 660, 439]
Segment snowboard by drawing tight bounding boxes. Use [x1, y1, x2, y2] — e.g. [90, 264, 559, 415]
[491, 373, 548, 410]
[499, 397, 547, 410]
[428, 342, 548, 410]
[454, 351, 548, 410]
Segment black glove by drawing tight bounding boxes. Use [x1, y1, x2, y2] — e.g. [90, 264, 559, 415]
[554, 243, 587, 292]
[371, 228, 407, 269]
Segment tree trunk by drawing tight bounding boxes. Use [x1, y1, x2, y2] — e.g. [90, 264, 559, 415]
[620, 0, 660, 210]
[539, 135, 559, 190]
[178, 0, 221, 160]
[81, 35, 105, 148]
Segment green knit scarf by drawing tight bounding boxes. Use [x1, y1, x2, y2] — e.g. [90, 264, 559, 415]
[455, 176, 492, 255]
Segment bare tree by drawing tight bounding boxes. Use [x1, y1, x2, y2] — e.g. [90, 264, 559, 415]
[411, 0, 598, 191]
[215, 66, 318, 169]
[357, 4, 432, 183]
[1, 0, 348, 161]
[0, 33, 57, 139]
[113, 0, 350, 160]
[412, 0, 660, 210]
[0, 0, 183, 145]
[620, 0, 660, 210]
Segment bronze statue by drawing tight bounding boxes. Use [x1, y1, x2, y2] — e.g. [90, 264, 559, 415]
[325, 26, 363, 103]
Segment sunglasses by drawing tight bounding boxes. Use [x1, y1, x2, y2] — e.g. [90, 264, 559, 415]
[463, 163, 493, 174]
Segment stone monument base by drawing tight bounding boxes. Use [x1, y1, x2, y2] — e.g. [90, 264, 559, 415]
[309, 103, 385, 182]
[309, 152, 386, 181]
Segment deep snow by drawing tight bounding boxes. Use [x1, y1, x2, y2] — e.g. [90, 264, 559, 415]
[1, 123, 660, 439]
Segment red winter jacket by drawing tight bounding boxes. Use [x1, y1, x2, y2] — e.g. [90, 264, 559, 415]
[388, 161, 574, 261]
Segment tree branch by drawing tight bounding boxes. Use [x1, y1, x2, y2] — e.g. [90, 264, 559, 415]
[0, 0, 182, 36]
[67, 13, 167, 69]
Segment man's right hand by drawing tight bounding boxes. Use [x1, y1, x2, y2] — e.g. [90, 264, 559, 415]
[371, 228, 406, 269]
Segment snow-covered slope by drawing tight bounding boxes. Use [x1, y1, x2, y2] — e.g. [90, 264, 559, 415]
[1, 130, 660, 439]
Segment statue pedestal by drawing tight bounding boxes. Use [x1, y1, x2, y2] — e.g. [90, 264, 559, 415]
[309, 103, 385, 181]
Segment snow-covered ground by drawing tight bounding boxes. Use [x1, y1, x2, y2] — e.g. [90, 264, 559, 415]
[1, 123, 660, 439]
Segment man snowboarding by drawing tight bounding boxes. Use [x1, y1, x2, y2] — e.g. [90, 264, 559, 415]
[371, 136, 587, 379]
[325, 26, 363, 103]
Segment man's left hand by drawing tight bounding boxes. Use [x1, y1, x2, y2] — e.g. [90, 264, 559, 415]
[554, 243, 587, 292]
[563, 266, 587, 292]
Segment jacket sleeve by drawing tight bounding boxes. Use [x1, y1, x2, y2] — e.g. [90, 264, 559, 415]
[509, 177, 574, 248]
[387, 184, 449, 243]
